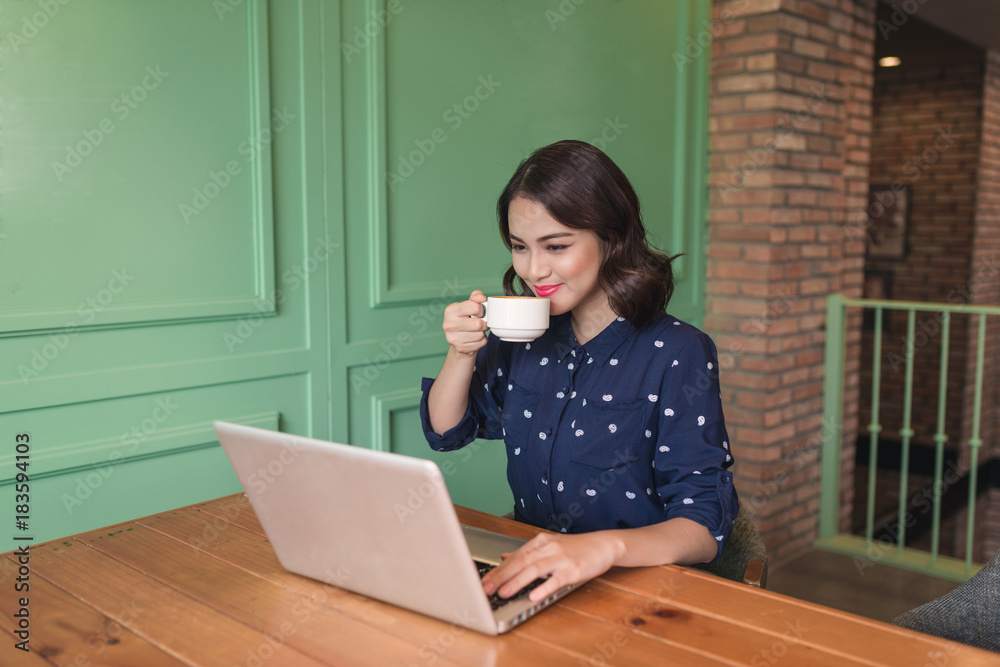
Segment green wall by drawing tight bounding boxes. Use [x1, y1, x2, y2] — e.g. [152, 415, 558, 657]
[0, 0, 710, 552]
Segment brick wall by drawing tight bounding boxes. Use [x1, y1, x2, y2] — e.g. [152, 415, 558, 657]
[950, 492, 994, 563]
[860, 61, 984, 456]
[985, 486, 1000, 560]
[972, 52, 1000, 466]
[858, 49, 1000, 563]
[971, 51, 1000, 562]
[706, 0, 875, 564]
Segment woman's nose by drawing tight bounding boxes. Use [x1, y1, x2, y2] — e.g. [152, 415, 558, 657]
[528, 253, 550, 281]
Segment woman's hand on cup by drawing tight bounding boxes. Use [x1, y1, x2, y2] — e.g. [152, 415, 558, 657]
[443, 290, 489, 356]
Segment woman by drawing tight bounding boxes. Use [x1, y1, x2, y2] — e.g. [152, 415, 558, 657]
[420, 140, 737, 603]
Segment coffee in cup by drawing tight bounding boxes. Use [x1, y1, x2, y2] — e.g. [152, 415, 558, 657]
[480, 296, 550, 342]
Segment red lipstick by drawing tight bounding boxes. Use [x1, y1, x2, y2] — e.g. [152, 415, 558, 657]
[534, 284, 561, 297]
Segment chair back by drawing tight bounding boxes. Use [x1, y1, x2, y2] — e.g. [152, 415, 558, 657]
[892, 549, 1000, 652]
[691, 499, 768, 587]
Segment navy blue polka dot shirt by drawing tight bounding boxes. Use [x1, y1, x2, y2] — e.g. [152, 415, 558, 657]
[420, 311, 738, 560]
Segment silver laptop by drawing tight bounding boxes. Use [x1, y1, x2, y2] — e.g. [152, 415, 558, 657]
[212, 421, 581, 635]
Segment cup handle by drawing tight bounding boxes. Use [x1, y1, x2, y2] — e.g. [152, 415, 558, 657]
[476, 301, 489, 326]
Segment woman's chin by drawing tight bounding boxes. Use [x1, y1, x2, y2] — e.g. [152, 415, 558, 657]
[547, 303, 572, 317]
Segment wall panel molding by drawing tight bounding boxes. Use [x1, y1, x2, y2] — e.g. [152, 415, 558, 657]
[0, 349, 311, 414]
[0, 0, 277, 336]
[359, 0, 495, 310]
[371, 387, 421, 452]
[0, 411, 279, 482]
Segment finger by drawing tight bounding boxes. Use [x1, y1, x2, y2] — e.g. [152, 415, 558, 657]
[482, 565, 517, 596]
[461, 301, 490, 320]
[443, 312, 488, 334]
[469, 290, 487, 303]
[481, 556, 520, 594]
[482, 551, 531, 595]
[444, 322, 487, 339]
[482, 534, 554, 592]
[444, 300, 482, 319]
[528, 572, 569, 603]
[495, 559, 553, 599]
[499, 568, 548, 599]
[481, 553, 514, 593]
[482, 569, 509, 596]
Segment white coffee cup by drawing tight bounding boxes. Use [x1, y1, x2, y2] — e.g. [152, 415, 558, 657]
[481, 296, 550, 342]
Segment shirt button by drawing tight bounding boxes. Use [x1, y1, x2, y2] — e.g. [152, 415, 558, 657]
[722, 474, 731, 483]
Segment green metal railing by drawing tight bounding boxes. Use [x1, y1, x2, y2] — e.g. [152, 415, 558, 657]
[817, 294, 998, 582]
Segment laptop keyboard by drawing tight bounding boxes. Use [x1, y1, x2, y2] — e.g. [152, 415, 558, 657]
[475, 560, 547, 611]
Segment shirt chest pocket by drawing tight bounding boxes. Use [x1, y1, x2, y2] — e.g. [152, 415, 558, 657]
[499, 379, 541, 448]
[569, 396, 649, 470]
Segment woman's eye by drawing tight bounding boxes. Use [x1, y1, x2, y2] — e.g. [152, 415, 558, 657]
[511, 244, 526, 252]
[547, 245, 567, 252]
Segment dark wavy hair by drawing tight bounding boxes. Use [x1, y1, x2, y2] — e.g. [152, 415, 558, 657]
[497, 140, 677, 329]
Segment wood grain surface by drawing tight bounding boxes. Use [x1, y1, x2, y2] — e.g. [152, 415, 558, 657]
[1, 494, 996, 666]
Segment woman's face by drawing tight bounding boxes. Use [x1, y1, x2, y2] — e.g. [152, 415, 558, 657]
[507, 196, 607, 318]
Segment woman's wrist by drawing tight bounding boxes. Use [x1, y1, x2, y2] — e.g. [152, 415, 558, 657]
[599, 530, 629, 567]
[447, 344, 480, 365]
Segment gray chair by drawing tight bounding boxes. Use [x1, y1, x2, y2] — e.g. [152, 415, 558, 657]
[691, 499, 768, 588]
[891, 549, 1000, 653]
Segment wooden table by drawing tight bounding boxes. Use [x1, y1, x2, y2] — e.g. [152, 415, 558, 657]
[2, 494, 997, 666]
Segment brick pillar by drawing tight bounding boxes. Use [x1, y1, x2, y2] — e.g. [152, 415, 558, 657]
[706, 0, 876, 563]
[973, 51, 1000, 561]
[972, 52, 1000, 460]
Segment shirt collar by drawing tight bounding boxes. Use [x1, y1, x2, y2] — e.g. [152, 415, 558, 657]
[547, 313, 634, 367]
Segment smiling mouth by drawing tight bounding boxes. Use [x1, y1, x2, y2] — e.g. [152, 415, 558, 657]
[534, 284, 561, 296]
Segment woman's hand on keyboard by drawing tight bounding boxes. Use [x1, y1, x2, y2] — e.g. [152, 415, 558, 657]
[480, 531, 623, 603]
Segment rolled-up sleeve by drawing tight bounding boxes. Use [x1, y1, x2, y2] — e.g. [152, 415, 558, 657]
[419, 335, 508, 452]
[419, 376, 480, 451]
[652, 333, 738, 561]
